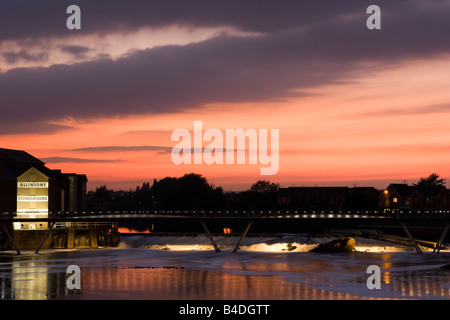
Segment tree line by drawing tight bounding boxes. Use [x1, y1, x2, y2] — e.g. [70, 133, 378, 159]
[87, 172, 446, 211]
[87, 173, 280, 211]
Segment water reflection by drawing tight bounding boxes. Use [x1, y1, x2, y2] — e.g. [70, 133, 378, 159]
[61, 267, 372, 300]
[0, 261, 46, 299]
[11, 261, 48, 299]
[0, 258, 77, 299]
[0, 250, 449, 300]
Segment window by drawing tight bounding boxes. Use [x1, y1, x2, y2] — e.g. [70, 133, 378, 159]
[393, 197, 398, 203]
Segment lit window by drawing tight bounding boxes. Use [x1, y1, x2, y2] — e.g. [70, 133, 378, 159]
[393, 197, 398, 203]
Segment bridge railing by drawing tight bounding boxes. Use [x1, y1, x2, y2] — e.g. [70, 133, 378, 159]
[54, 221, 118, 228]
[11, 209, 393, 219]
[395, 210, 450, 218]
[1, 209, 449, 219]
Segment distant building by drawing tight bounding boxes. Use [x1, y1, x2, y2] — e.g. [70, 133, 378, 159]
[380, 183, 450, 211]
[0, 148, 87, 230]
[348, 187, 381, 210]
[280, 183, 450, 212]
[279, 186, 381, 210]
[278, 187, 351, 210]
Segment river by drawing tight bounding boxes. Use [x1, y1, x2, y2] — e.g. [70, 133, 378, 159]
[0, 234, 449, 300]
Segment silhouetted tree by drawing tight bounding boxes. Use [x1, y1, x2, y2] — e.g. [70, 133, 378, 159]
[415, 173, 446, 187]
[250, 180, 279, 193]
[228, 180, 280, 210]
[151, 173, 225, 210]
[87, 175, 283, 212]
[86, 185, 114, 210]
[94, 185, 112, 199]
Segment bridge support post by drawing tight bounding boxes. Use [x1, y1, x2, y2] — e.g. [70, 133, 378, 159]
[433, 222, 449, 253]
[200, 221, 221, 252]
[35, 222, 55, 254]
[399, 222, 422, 254]
[233, 221, 254, 253]
[1, 223, 20, 254]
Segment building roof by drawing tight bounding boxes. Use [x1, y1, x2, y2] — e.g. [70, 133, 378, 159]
[389, 183, 448, 198]
[388, 184, 417, 197]
[0, 169, 23, 180]
[0, 148, 44, 165]
[281, 187, 350, 198]
[414, 185, 448, 197]
[350, 186, 379, 194]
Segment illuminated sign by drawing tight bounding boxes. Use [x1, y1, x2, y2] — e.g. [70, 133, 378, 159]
[15, 167, 50, 230]
[17, 209, 48, 214]
[17, 196, 49, 202]
[17, 182, 49, 188]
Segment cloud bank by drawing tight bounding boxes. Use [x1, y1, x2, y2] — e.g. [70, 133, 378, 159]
[1, 0, 449, 134]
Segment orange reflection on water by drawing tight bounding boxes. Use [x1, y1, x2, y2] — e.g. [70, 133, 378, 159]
[384, 272, 391, 285]
[2, 250, 450, 300]
[76, 267, 385, 300]
[118, 227, 152, 234]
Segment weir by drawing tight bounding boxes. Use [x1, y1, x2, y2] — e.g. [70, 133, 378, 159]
[399, 222, 422, 254]
[433, 222, 450, 253]
[0, 220, 119, 253]
[0, 210, 449, 254]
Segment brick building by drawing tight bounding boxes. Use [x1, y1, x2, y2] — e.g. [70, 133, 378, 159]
[380, 183, 450, 211]
[0, 148, 87, 230]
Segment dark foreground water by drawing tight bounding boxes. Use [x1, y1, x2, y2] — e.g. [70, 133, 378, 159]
[0, 235, 449, 300]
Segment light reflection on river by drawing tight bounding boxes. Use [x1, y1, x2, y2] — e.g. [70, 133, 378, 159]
[1, 245, 449, 300]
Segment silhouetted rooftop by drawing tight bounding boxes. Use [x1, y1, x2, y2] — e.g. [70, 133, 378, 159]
[388, 183, 448, 198]
[0, 148, 44, 165]
[388, 183, 417, 197]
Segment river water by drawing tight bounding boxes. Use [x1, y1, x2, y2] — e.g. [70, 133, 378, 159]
[0, 235, 449, 300]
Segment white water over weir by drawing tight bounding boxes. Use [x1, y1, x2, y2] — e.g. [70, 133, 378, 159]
[1, 209, 449, 254]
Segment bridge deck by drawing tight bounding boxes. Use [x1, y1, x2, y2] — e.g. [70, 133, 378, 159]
[1, 210, 449, 222]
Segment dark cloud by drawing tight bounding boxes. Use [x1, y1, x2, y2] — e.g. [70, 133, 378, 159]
[69, 145, 242, 155]
[70, 145, 173, 153]
[363, 104, 450, 117]
[0, 0, 449, 133]
[41, 156, 120, 163]
[0, 33, 347, 127]
[0, 121, 73, 135]
[2, 1, 448, 42]
[3, 49, 48, 64]
[0, 0, 374, 41]
[60, 45, 90, 57]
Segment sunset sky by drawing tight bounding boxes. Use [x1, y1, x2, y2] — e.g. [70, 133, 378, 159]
[1, 0, 450, 191]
